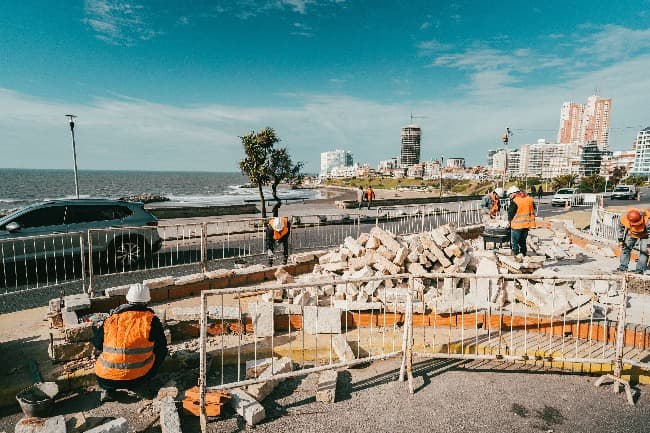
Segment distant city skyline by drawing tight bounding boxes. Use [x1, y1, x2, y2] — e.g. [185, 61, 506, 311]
[1, 1, 649, 172]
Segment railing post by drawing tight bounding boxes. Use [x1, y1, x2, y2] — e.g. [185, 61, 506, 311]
[199, 291, 208, 432]
[80, 236, 87, 296]
[87, 232, 94, 296]
[200, 222, 208, 273]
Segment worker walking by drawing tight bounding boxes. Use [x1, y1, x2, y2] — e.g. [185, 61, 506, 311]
[93, 283, 168, 403]
[507, 185, 536, 259]
[366, 186, 375, 210]
[616, 208, 650, 274]
[482, 188, 502, 218]
[356, 186, 365, 210]
[266, 212, 291, 266]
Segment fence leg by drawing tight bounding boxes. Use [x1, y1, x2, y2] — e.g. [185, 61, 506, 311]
[199, 292, 208, 431]
[594, 275, 634, 405]
[200, 223, 208, 273]
[399, 276, 415, 393]
[87, 235, 94, 296]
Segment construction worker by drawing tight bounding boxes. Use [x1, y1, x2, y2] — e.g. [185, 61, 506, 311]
[93, 283, 168, 403]
[507, 185, 536, 259]
[266, 210, 291, 266]
[616, 208, 650, 274]
[481, 189, 501, 218]
[366, 186, 375, 210]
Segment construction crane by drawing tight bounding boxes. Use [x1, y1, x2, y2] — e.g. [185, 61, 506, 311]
[409, 112, 426, 124]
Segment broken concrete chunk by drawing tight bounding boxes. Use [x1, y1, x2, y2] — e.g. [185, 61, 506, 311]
[230, 389, 266, 425]
[370, 226, 402, 252]
[316, 370, 338, 403]
[344, 236, 365, 257]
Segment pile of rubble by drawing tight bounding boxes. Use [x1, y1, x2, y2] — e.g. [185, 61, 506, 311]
[263, 224, 620, 319]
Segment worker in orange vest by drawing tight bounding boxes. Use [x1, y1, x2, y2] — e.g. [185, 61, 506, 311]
[507, 185, 536, 259]
[93, 283, 167, 402]
[365, 186, 376, 210]
[266, 211, 291, 266]
[616, 208, 650, 274]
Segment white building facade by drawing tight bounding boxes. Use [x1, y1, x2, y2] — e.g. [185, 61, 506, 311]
[320, 150, 353, 177]
[630, 127, 650, 177]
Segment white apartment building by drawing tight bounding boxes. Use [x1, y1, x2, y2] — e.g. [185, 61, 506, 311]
[630, 127, 650, 177]
[320, 150, 353, 177]
[519, 140, 581, 178]
[446, 158, 465, 169]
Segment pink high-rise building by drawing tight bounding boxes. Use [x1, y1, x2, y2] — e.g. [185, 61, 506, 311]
[557, 95, 612, 151]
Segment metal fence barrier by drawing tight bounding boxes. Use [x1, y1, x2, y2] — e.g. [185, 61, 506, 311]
[375, 202, 483, 237]
[0, 232, 86, 295]
[589, 205, 621, 242]
[195, 272, 642, 428]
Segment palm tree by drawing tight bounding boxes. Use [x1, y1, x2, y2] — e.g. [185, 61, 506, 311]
[551, 174, 578, 190]
[239, 128, 277, 218]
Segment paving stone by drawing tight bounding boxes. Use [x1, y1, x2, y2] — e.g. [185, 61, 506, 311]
[246, 357, 293, 401]
[104, 285, 130, 297]
[83, 417, 128, 433]
[63, 293, 90, 312]
[174, 273, 205, 285]
[15, 415, 66, 433]
[316, 370, 338, 403]
[332, 335, 355, 362]
[303, 306, 342, 334]
[159, 397, 182, 433]
[230, 389, 266, 426]
[249, 302, 274, 337]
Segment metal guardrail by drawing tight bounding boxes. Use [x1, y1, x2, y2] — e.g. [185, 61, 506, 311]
[375, 202, 483, 237]
[195, 272, 640, 428]
[590, 205, 621, 242]
[0, 232, 86, 296]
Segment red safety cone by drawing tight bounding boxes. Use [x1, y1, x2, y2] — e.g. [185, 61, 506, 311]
[564, 200, 570, 209]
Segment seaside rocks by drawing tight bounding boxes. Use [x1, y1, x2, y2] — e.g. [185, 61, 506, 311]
[118, 193, 170, 204]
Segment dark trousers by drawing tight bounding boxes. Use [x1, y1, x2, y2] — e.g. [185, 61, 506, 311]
[96, 354, 165, 393]
[511, 229, 529, 256]
[265, 230, 289, 263]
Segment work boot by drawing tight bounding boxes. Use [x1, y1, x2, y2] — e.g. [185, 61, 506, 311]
[99, 389, 116, 403]
[614, 266, 627, 273]
[514, 254, 524, 263]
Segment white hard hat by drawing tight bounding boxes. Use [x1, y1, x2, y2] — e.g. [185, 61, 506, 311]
[126, 283, 151, 303]
[272, 217, 285, 231]
[506, 185, 520, 196]
[494, 188, 504, 197]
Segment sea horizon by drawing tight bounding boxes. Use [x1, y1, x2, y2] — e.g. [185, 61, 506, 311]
[2, 168, 321, 210]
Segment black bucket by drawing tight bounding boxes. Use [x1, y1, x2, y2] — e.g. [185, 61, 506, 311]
[16, 382, 59, 418]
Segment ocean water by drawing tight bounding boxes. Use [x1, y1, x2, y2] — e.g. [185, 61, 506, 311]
[0, 169, 320, 210]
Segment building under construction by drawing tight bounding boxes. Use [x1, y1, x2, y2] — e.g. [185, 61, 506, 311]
[400, 124, 421, 167]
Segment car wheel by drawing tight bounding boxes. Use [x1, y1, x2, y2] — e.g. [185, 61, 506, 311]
[109, 235, 146, 271]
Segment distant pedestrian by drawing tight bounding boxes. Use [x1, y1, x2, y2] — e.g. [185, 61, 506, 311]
[356, 186, 365, 210]
[366, 186, 375, 210]
[537, 185, 543, 201]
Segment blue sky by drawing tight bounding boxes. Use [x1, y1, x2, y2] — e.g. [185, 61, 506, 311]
[1, 0, 649, 172]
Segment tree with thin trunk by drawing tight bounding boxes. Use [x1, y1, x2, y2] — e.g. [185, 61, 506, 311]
[238, 127, 304, 218]
[239, 128, 277, 218]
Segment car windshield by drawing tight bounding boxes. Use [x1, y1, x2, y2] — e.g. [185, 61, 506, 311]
[613, 187, 629, 192]
[556, 189, 574, 195]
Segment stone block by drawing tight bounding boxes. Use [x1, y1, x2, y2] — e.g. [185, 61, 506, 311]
[230, 389, 266, 425]
[407, 262, 428, 276]
[292, 292, 312, 306]
[104, 284, 130, 297]
[332, 300, 384, 311]
[372, 255, 401, 275]
[357, 233, 370, 246]
[365, 236, 381, 249]
[370, 226, 402, 252]
[246, 357, 293, 401]
[348, 252, 377, 271]
[274, 267, 295, 284]
[64, 321, 94, 343]
[246, 357, 275, 378]
[376, 245, 396, 261]
[344, 236, 365, 257]
[393, 247, 408, 266]
[303, 306, 342, 334]
[273, 303, 303, 315]
[159, 396, 182, 433]
[322, 262, 349, 273]
[204, 269, 234, 280]
[83, 417, 128, 433]
[50, 340, 95, 362]
[250, 302, 274, 337]
[316, 370, 338, 403]
[63, 293, 91, 312]
[332, 334, 355, 362]
[15, 415, 66, 433]
[292, 252, 316, 263]
[143, 276, 174, 289]
[429, 228, 451, 248]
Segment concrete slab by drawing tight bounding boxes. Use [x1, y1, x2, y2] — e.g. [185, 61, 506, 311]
[15, 415, 66, 433]
[159, 396, 182, 433]
[249, 302, 274, 337]
[303, 306, 342, 334]
[316, 369, 338, 403]
[230, 389, 266, 425]
[83, 417, 128, 433]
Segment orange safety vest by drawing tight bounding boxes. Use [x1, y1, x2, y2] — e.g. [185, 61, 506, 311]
[366, 188, 375, 200]
[95, 310, 155, 381]
[269, 217, 289, 240]
[489, 192, 500, 217]
[511, 195, 536, 229]
[620, 210, 649, 239]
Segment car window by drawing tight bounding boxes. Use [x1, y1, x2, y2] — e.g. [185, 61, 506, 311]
[556, 189, 574, 194]
[65, 205, 132, 224]
[11, 206, 66, 228]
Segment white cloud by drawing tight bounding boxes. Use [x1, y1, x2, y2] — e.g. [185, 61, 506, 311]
[3, 54, 649, 172]
[575, 25, 650, 62]
[417, 39, 454, 55]
[83, 0, 160, 45]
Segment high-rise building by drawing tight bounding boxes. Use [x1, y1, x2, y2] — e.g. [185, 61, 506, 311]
[400, 124, 421, 167]
[579, 141, 604, 176]
[519, 141, 581, 179]
[557, 95, 612, 151]
[320, 150, 353, 177]
[630, 127, 650, 177]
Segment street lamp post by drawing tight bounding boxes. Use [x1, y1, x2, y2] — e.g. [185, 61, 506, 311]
[65, 114, 80, 199]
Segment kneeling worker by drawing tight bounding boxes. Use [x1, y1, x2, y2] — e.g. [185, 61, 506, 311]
[266, 215, 291, 266]
[616, 208, 650, 274]
[93, 283, 168, 402]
